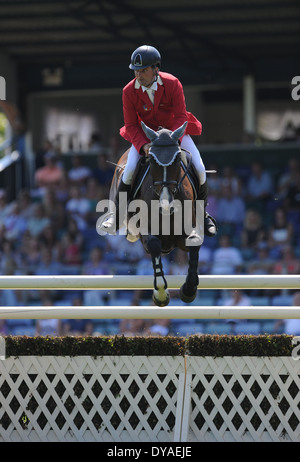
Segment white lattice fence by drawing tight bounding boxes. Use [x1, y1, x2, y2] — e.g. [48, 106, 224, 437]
[0, 356, 185, 442]
[185, 356, 300, 442]
[0, 355, 300, 442]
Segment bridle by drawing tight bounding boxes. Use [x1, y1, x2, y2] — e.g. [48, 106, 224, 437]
[150, 147, 192, 197]
[152, 166, 179, 197]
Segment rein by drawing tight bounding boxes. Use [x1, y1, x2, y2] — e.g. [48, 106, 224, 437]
[176, 148, 192, 193]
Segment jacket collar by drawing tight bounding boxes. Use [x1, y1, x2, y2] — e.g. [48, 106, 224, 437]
[134, 74, 163, 90]
[134, 75, 164, 108]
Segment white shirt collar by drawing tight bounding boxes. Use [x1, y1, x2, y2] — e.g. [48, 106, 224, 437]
[135, 74, 163, 90]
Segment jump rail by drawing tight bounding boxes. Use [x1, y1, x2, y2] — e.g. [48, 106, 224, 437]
[0, 274, 299, 290]
[0, 275, 298, 319]
[0, 306, 299, 319]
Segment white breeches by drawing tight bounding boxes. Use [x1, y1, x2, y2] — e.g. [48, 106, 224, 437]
[181, 135, 206, 185]
[122, 135, 206, 185]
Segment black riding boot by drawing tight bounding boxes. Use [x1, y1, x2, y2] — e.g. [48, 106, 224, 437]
[197, 181, 217, 237]
[101, 179, 131, 232]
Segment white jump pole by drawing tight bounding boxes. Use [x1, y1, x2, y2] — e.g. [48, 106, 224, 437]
[0, 275, 299, 290]
[0, 306, 299, 320]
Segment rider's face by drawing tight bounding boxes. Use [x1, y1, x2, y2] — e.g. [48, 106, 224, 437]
[134, 66, 157, 87]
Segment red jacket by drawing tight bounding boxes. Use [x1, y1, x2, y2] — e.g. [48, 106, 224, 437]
[120, 71, 202, 153]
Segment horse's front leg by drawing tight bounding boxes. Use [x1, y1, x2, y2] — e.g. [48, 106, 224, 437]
[180, 241, 200, 303]
[146, 235, 170, 307]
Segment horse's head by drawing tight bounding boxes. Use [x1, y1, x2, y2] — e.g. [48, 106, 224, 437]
[141, 121, 187, 214]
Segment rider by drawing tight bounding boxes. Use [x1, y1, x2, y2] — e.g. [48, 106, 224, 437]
[102, 45, 217, 237]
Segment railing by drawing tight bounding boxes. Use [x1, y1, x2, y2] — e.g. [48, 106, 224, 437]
[0, 305, 299, 320]
[0, 274, 299, 290]
[0, 274, 298, 320]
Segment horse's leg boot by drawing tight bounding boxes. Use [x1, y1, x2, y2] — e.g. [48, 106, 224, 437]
[197, 181, 217, 237]
[101, 179, 131, 232]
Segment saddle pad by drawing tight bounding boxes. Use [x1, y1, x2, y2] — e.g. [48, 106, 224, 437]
[181, 160, 198, 198]
[131, 158, 150, 199]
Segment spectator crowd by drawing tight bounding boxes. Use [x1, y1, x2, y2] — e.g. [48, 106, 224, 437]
[0, 142, 300, 337]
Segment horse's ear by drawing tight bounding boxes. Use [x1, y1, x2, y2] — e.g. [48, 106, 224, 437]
[171, 122, 188, 142]
[141, 121, 158, 142]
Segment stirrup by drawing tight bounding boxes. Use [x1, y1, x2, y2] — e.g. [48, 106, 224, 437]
[98, 212, 116, 232]
[204, 213, 217, 237]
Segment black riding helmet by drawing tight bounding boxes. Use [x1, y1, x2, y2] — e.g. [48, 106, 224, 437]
[129, 45, 161, 70]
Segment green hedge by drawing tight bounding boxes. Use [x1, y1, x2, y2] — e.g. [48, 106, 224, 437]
[2, 334, 294, 357]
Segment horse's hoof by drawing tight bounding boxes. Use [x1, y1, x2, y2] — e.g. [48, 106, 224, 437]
[180, 284, 197, 304]
[152, 292, 170, 307]
[126, 233, 139, 243]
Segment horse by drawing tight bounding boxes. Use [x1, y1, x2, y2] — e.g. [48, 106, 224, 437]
[99, 121, 204, 307]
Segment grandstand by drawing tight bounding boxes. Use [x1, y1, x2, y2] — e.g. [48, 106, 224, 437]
[0, 0, 299, 338]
